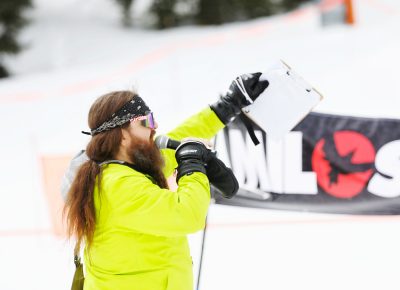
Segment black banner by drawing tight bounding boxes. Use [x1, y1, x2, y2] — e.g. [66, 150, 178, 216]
[213, 112, 400, 215]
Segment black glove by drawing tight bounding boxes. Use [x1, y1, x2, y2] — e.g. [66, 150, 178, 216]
[205, 152, 239, 199]
[175, 141, 211, 182]
[210, 72, 269, 124]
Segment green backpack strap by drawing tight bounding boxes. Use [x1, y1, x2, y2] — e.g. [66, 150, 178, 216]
[71, 241, 84, 290]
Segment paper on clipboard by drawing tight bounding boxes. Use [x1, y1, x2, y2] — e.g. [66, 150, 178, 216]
[242, 60, 323, 141]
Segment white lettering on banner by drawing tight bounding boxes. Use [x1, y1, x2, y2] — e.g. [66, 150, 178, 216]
[266, 136, 284, 193]
[214, 131, 231, 168]
[227, 130, 273, 191]
[217, 129, 399, 199]
[217, 129, 316, 194]
[283, 132, 318, 194]
[368, 140, 400, 198]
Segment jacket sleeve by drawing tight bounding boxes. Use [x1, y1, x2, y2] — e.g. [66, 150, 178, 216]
[110, 172, 211, 237]
[161, 107, 225, 177]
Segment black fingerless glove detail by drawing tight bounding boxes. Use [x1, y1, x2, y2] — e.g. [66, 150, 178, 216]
[210, 72, 269, 124]
[175, 141, 211, 182]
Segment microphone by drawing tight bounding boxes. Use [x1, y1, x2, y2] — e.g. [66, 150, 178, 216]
[155, 135, 239, 198]
[155, 135, 181, 150]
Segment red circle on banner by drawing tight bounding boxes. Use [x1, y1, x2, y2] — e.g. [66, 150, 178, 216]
[311, 131, 375, 199]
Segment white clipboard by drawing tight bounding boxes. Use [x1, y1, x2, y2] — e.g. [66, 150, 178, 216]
[242, 60, 323, 140]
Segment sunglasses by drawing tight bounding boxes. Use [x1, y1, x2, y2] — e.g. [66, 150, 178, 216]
[130, 112, 155, 129]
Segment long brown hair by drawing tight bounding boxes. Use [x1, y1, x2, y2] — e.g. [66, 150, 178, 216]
[64, 91, 135, 247]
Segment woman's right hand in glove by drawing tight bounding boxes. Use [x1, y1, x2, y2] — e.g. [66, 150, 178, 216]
[175, 140, 211, 182]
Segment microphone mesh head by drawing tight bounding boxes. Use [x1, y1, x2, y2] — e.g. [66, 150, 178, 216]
[154, 135, 168, 149]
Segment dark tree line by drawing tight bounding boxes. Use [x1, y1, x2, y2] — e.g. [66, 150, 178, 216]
[0, 0, 310, 78]
[112, 0, 311, 29]
[115, 0, 135, 27]
[200, 0, 311, 26]
[0, 0, 32, 78]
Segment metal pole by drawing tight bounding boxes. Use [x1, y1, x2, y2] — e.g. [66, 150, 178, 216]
[196, 214, 208, 290]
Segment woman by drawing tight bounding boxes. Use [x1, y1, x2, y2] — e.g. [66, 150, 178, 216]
[64, 73, 267, 290]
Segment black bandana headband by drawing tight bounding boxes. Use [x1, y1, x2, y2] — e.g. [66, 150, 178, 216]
[82, 95, 151, 136]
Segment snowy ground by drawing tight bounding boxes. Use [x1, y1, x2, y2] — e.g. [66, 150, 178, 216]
[1, 0, 400, 289]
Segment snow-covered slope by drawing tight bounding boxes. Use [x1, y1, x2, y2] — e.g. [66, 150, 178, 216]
[0, 0, 400, 289]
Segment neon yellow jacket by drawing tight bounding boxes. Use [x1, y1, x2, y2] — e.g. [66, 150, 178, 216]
[83, 107, 224, 290]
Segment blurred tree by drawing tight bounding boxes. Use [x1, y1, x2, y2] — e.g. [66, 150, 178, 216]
[197, 0, 277, 25]
[114, 0, 135, 27]
[150, 0, 178, 29]
[280, 0, 310, 11]
[197, 0, 230, 25]
[195, 0, 310, 26]
[149, 0, 312, 29]
[239, 0, 274, 19]
[0, 0, 32, 78]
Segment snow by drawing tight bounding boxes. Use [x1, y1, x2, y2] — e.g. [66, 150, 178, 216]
[1, 0, 400, 289]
